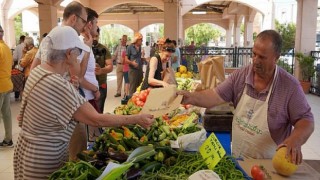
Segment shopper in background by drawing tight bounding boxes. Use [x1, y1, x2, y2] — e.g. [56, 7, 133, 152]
[141, 39, 175, 90]
[143, 41, 151, 62]
[92, 27, 113, 113]
[0, 24, 13, 147]
[122, 49, 130, 100]
[70, 7, 100, 159]
[13, 26, 154, 180]
[179, 30, 314, 164]
[19, 37, 38, 81]
[171, 40, 180, 72]
[30, 1, 90, 70]
[12, 35, 25, 100]
[125, 33, 144, 96]
[113, 35, 128, 97]
[13, 35, 26, 67]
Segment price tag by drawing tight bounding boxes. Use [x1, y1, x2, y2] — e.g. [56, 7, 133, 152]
[199, 132, 226, 169]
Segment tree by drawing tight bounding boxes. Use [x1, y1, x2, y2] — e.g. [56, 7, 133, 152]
[275, 20, 296, 53]
[100, 25, 133, 53]
[185, 23, 222, 46]
[14, 14, 26, 45]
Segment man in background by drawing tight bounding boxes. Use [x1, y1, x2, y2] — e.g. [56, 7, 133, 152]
[171, 40, 180, 71]
[0, 25, 14, 147]
[12, 35, 25, 100]
[125, 33, 144, 96]
[113, 35, 128, 97]
[92, 27, 113, 113]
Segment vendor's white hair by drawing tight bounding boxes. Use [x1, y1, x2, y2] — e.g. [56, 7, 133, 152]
[24, 37, 34, 46]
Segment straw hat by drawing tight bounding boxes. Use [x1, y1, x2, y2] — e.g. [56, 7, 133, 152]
[132, 33, 143, 43]
[157, 37, 166, 45]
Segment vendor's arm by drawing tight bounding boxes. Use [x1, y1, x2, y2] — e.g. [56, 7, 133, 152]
[281, 119, 314, 164]
[179, 89, 225, 108]
[73, 102, 154, 129]
[147, 57, 169, 87]
[279, 87, 314, 165]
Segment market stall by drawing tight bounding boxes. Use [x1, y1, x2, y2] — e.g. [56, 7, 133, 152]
[49, 63, 320, 180]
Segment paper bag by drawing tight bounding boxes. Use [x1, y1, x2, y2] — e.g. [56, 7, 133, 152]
[140, 85, 183, 118]
[197, 56, 225, 90]
[162, 68, 177, 85]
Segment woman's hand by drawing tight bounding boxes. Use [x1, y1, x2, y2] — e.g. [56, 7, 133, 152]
[137, 114, 154, 129]
[70, 75, 79, 88]
[162, 81, 170, 87]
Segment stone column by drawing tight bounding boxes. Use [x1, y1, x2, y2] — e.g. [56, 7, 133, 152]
[164, 0, 178, 40]
[38, 3, 57, 37]
[294, 0, 318, 79]
[244, 17, 254, 47]
[226, 19, 234, 47]
[233, 15, 242, 47]
[178, 2, 184, 46]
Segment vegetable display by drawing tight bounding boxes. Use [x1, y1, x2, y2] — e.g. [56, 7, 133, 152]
[48, 161, 101, 180]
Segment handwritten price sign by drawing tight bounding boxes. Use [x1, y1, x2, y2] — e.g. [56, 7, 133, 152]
[199, 133, 226, 169]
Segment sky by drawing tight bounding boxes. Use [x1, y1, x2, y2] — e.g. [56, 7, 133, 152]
[273, 0, 297, 23]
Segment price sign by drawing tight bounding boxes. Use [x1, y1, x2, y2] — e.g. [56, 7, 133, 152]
[199, 133, 226, 169]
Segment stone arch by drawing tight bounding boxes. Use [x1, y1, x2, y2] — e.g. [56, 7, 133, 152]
[184, 21, 228, 32]
[139, 22, 164, 31]
[90, 0, 164, 15]
[181, 0, 267, 16]
[98, 23, 135, 33]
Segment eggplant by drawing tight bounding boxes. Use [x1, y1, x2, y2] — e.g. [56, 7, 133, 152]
[91, 160, 107, 170]
[125, 167, 142, 180]
[96, 151, 109, 160]
[107, 147, 128, 163]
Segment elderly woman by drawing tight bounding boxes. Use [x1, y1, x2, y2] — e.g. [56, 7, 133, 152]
[141, 39, 175, 90]
[20, 37, 38, 80]
[13, 26, 154, 180]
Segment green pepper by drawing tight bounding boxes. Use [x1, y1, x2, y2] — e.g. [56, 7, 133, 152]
[154, 151, 165, 162]
[158, 132, 167, 141]
[160, 125, 171, 135]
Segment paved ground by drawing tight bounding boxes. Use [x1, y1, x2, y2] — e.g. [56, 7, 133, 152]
[0, 66, 320, 179]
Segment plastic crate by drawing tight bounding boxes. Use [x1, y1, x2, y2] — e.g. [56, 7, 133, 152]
[206, 131, 231, 155]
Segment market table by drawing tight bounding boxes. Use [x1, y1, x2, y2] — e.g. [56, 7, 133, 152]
[304, 160, 320, 173]
[238, 158, 320, 180]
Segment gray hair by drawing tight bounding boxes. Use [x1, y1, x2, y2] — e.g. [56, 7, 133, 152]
[41, 37, 67, 64]
[24, 37, 34, 46]
[256, 30, 282, 55]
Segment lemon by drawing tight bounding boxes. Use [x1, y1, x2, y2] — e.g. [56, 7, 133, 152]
[179, 65, 187, 74]
[272, 147, 298, 176]
[181, 73, 188, 78]
[175, 72, 181, 77]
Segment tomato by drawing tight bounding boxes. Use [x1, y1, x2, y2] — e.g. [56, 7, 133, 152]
[251, 165, 265, 180]
[147, 88, 152, 93]
[138, 92, 147, 102]
[140, 102, 145, 107]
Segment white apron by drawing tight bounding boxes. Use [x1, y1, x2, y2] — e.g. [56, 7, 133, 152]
[232, 66, 278, 159]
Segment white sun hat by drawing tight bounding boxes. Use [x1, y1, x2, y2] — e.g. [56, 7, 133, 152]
[47, 26, 90, 52]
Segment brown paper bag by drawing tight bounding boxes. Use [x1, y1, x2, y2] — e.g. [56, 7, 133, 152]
[197, 56, 225, 90]
[162, 68, 177, 85]
[140, 85, 183, 118]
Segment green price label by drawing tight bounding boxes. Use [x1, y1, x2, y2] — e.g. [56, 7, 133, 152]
[199, 133, 226, 169]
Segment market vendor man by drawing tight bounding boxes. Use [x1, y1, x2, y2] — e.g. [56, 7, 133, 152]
[179, 30, 314, 165]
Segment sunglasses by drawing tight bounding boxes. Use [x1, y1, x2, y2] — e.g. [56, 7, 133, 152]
[76, 14, 87, 24]
[164, 47, 175, 53]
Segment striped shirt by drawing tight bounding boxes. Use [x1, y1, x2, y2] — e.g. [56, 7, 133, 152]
[14, 66, 87, 180]
[216, 65, 314, 145]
